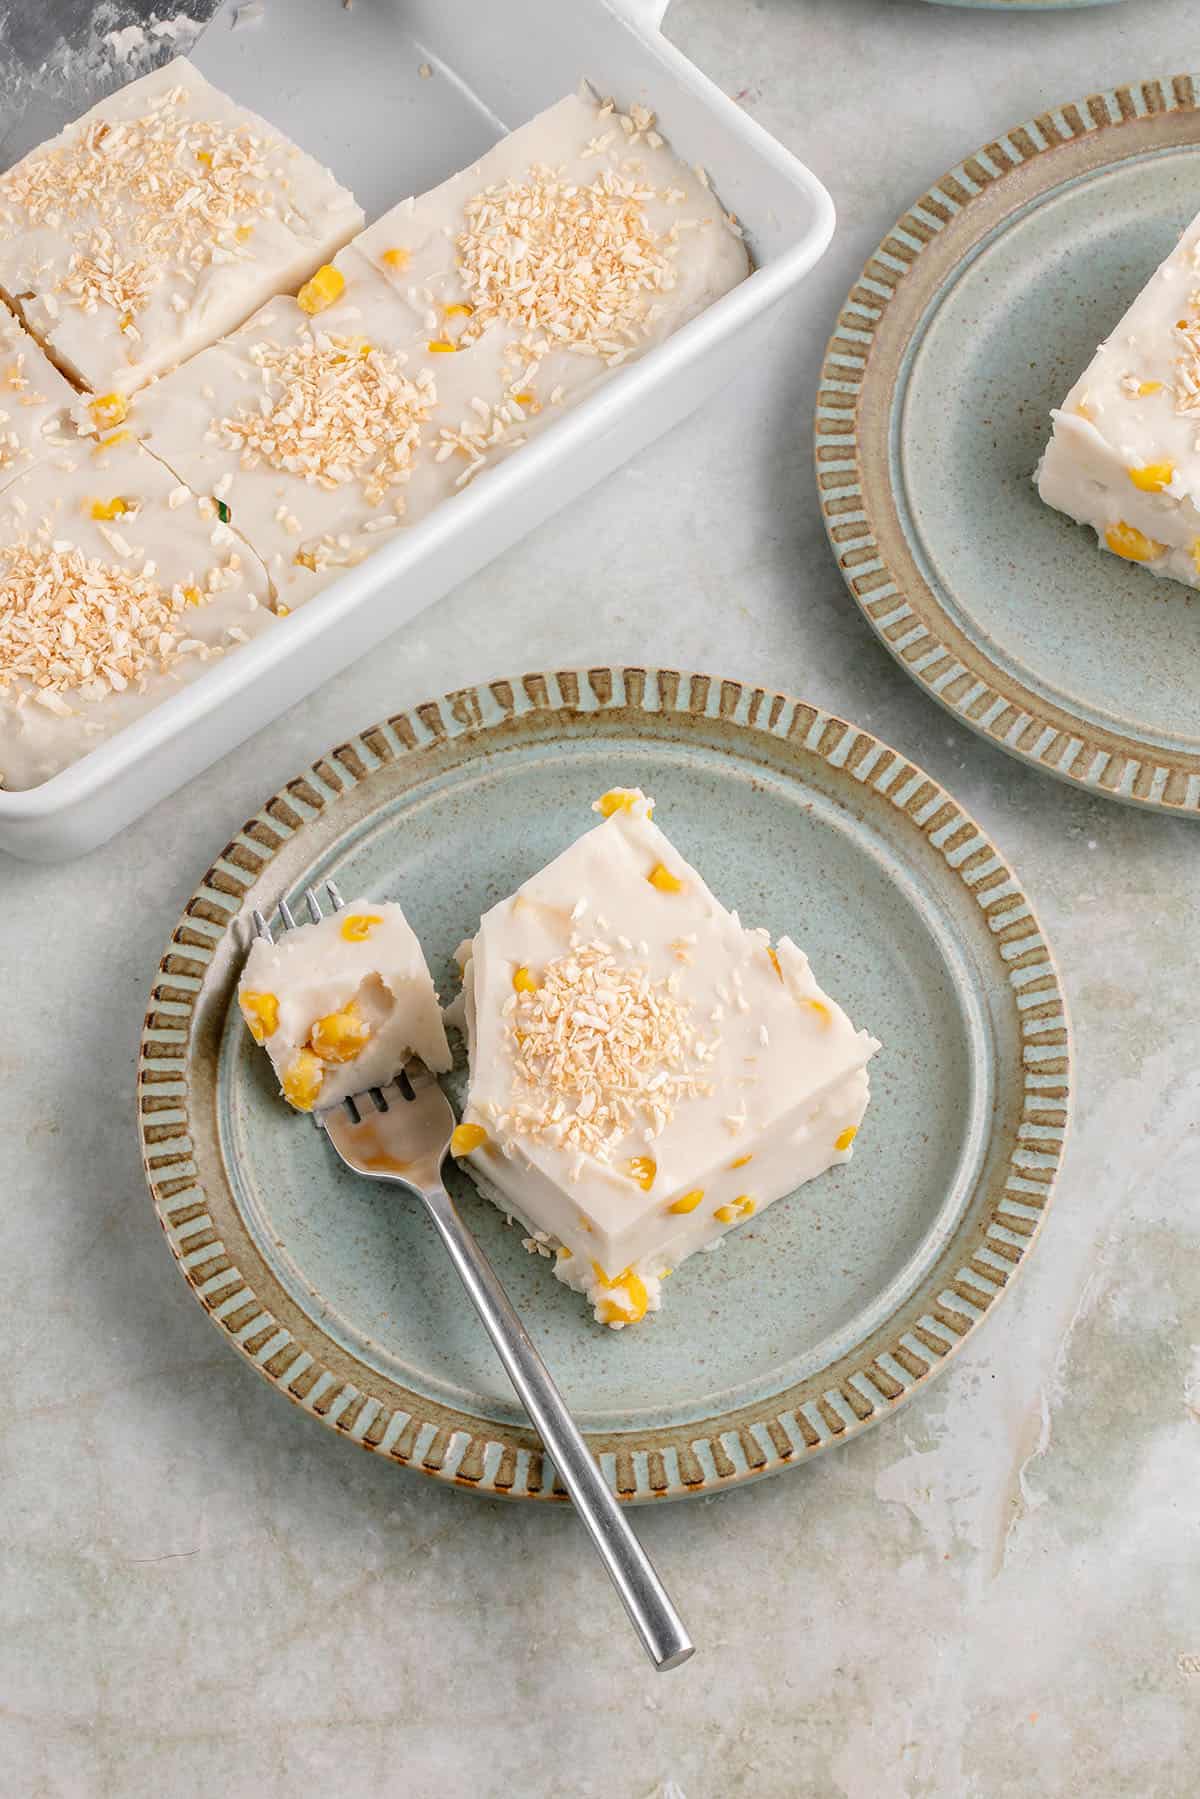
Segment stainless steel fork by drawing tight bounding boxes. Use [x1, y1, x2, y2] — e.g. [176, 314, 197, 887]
[251, 882, 694, 1673]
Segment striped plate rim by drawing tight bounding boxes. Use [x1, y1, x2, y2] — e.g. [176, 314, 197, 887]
[816, 73, 1200, 815]
[138, 668, 1070, 1500]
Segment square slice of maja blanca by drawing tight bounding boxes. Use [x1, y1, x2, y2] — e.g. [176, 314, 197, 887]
[0, 433, 271, 790]
[450, 789, 880, 1328]
[0, 58, 362, 397]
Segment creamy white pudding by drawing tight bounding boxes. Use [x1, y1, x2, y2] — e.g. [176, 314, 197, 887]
[239, 899, 451, 1113]
[0, 311, 79, 497]
[133, 89, 749, 609]
[131, 249, 531, 607]
[0, 58, 362, 397]
[450, 790, 880, 1327]
[357, 90, 748, 364]
[1038, 209, 1200, 590]
[0, 434, 271, 790]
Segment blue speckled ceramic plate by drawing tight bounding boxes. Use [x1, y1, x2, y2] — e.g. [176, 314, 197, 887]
[138, 670, 1068, 1501]
[818, 74, 1200, 814]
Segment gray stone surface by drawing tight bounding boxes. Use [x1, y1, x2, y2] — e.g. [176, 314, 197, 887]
[3, 2, 1199, 1794]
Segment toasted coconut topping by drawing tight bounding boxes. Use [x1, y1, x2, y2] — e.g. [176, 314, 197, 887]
[494, 940, 716, 1160]
[217, 333, 437, 506]
[0, 535, 238, 705]
[0, 85, 277, 321]
[455, 159, 678, 365]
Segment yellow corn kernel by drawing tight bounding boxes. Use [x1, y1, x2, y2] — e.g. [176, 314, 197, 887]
[625, 1155, 657, 1192]
[451, 1122, 488, 1156]
[1105, 521, 1166, 563]
[730, 1154, 753, 1169]
[443, 302, 474, 318]
[89, 496, 128, 521]
[309, 1001, 371, 1064]
[835, 1126, 858, 1152]
[592, 1265, 650, 1326]
[734, 1194, 755, 1217]
[713, 1203, 738, 1224]
[595, 787, 648, 818]
[767, 946, 783, 982]
[89, 392, 128, 430]
[427, 339, 457, 352]
[235, 224, 254, 244]
[183, 585, 202, 607]
[196, 150, 213, 168]
[330, 338, 370, 365]
[596, 1285, 648, 1327]
[556, 1245, 572, 1260]
[668, 1189, 704, 1215]
[512, 965, 539, 993]
[804, 998, 831, 1025]
[340, 912, 383, 943]
[239, 989, 279, 1043]
[381, 247, 411, 271]
[1127, 461, 1174, 493]
[513, 391, 536, 407]
[1137, 380, 1163, 396]
[647, 862, 683, 894]
[276, 603, 291, 617]
[281, 1048, 324, 1112]
[92, 430, 130, 453]
[296, 265, 345, 315]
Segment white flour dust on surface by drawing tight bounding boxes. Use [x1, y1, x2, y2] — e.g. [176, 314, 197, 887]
[0, 5, 206, 165]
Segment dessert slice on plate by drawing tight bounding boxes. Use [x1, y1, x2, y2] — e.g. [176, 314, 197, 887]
[451, 789, 880, 1328]
[239, 899, 451, 1112]
[1037, 206, 1200, 590]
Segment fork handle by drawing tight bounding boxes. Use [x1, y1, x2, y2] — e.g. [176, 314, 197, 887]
[418, 1181, 694, 1672]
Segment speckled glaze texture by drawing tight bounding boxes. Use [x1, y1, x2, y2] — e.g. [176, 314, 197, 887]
[817, 73, 1200, 815]
[138, 669, 1068, 1502]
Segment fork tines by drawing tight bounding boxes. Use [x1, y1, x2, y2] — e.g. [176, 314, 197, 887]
[318, 1069, 429, 1130]
[253, 878, 344, 944]
[339, 1089, 377, 1126]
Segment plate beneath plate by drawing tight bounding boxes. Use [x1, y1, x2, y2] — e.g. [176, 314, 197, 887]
[138, 669, 1069, 1500]
[818, 73, 1200, 815]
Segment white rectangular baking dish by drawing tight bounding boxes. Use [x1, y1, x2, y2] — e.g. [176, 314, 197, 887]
[0, 0, 834, 861]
